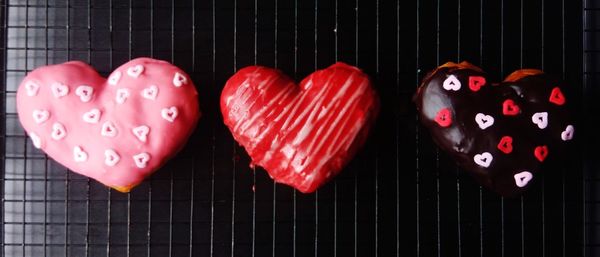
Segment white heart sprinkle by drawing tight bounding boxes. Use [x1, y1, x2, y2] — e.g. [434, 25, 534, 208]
[132, 125, 150, 142]
[133, 152, 150, 168]
[127, 64, 144, 78]
[514, 171, 533, 188]
[51, 122, 67, 140]
[101, 121, 118, 137]
[161, 106, 179, 122]
[51, 82, 69, 98]
[32, 109, 50, 124]
[29, 132, 42, 149]
[115, 88, 130, 104]
[82, 109, 101, 124]
[531, 112, 548, 129]
[75, 85, 94, 103]
[73, 146, 88, 162]
[108, 71, 122, 86]
[25, 81, 40, 96]
[141, 85, 159, 100]
[173, 72, 187, 87]
[104, 149, 120, 167]
[475, 113, 495, 130]
[442, 75, 461, 91]
[473, 152, 493, 168]
[561, 125, 575, 141]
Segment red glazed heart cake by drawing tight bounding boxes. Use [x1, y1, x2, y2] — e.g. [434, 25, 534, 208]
[221, 62, 380, 193]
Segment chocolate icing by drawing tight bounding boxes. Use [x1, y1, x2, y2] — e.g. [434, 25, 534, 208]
[414, 62, 574, 196]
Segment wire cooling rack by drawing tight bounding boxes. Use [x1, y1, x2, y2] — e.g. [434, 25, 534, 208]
[1, 0, 597, 256]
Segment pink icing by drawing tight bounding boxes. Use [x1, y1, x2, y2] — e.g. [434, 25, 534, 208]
[17, 58, 200, 192]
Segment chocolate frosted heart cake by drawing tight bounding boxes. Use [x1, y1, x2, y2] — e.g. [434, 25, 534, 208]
[414, 61, 575, 196]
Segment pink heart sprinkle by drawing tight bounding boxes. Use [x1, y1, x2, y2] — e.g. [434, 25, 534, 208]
[141, 85, 159, 100]
[104, 149, 120, 167]
[133, 152, 151, 168]
[161, 106, 179, 122]
[132, 125, 150, 142]
[101, 121, 118, 137]
[561, 125, 574, 141]
[25, 81, 40, 96]
[82, 109, 101, 124]
[75, 85, 94, 102]
[51, 83, 69, 98]
[514, 171, 533, 188]
[51, 122, 67, 140]
[173, 72, 188, 87]
[115, 88, 130, 104]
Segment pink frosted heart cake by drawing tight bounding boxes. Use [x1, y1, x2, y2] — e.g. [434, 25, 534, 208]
[17, 58, 200, 192]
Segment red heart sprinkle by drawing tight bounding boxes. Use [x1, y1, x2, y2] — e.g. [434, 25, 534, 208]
[549, 87, 565, 105]
[468, 76, 486, 92]
[534, 145, 549, 162]
[497, 136, 513, 154]
[434, 108, 452, 127]
[502, 99, 520, 116]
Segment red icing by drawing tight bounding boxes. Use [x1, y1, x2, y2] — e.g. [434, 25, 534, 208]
[534, 145, 549, 162]
[497, 136, 513, 154]
[549, 87, 566, 105]
[221, 62, 379, 193]
[434, 108, 452, 127]
[17, 58, 200, 192]
[468, 76, 486, 91]
[502, 99, 520, 116]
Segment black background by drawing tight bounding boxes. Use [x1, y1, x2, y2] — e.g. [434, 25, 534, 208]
[0, 0, 597, 256]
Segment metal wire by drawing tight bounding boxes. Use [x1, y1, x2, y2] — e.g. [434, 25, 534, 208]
[0, 0, 593, 256]
[583, 2, 595, 257]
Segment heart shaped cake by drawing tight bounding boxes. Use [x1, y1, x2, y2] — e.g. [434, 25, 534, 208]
[17, 58, 200, 192]
[414, 61, 575, 196]
[221, 63, 379, 193]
